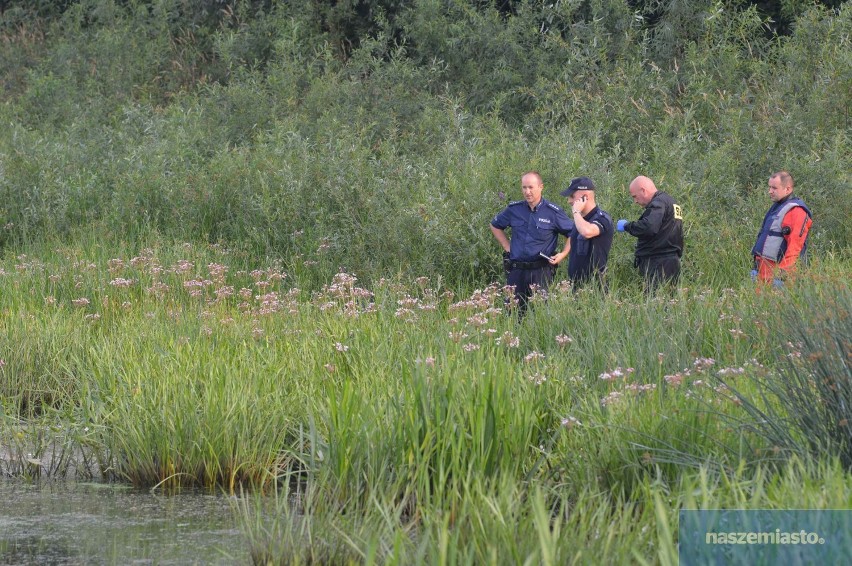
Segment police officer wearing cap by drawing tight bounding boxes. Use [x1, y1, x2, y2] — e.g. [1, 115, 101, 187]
[616, 175, 684, 290]
[554, 176, 614, 290]
[491, 171, 573, 315]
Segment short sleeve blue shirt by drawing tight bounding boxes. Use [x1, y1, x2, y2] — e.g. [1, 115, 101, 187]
[491, 198, 574, 262]
[567, 206, 614, 281]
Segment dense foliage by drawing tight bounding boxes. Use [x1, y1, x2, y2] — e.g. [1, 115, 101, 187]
[0, 0, 848, 288]
[0, 4, 850, 561]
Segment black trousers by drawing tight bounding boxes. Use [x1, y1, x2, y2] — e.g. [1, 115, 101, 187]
[507, 265, 554, 315]
[636, 254, 680, 292]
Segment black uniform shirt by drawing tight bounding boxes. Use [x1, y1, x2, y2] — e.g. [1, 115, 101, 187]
[625, 191, 684, 259]
[568, 206, 614, 282]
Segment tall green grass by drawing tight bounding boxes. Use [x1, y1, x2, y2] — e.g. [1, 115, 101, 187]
[716, 278, 852, 466]
[235, 457, 852, 565]
[1, 238, 850, 561]
[1, 239, 847, 490]
[0, 3, 848, 288]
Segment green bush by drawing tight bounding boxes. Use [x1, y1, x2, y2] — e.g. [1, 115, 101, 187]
[0, 2, 848, 289]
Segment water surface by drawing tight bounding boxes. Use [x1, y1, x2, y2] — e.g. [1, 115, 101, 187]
[0, 480, 250, 565]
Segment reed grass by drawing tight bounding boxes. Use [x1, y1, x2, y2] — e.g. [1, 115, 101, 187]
[235, 457, 852, 565]
[1, 239, 850, 562]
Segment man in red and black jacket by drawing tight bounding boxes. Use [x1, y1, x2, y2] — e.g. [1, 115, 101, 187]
[751, 171, 812, 287]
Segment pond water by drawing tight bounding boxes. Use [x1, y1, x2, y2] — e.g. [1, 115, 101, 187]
[0, 480, 251, 565]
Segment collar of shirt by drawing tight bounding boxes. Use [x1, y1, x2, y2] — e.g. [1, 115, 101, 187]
[581, 206, 600, 220]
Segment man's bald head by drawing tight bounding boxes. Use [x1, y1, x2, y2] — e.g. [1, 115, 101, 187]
[629, 175, 658, 207]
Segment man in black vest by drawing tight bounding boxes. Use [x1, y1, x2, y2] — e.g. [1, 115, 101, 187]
[616, 175, 684, 291]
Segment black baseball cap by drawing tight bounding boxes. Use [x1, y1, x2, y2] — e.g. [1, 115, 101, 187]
[560, 176, 596, 196]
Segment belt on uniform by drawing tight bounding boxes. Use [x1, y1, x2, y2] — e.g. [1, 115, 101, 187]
[510, 260, 550, 270]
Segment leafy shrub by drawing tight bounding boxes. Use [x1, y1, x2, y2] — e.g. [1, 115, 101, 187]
[0, 2, 848, 289]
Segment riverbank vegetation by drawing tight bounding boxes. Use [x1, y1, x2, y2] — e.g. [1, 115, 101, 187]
[1, 237, 849, 562]
[1, 0, 850, 563]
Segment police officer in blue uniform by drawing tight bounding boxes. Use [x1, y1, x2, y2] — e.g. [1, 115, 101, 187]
[491, 171, 573, 315]
[558, 176, 614, 290]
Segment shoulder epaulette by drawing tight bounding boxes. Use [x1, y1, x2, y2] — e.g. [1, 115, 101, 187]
[545, 201, 564, 212]
[508, 200, 525, 206]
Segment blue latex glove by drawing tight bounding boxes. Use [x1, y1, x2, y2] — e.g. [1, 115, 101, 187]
[772, 278, 783, 288]
[616, 219, 628, 232]
[750, 269, 758, 282]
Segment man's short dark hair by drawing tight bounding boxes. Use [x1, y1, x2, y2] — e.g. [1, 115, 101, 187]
[771, 170, 794, 189]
